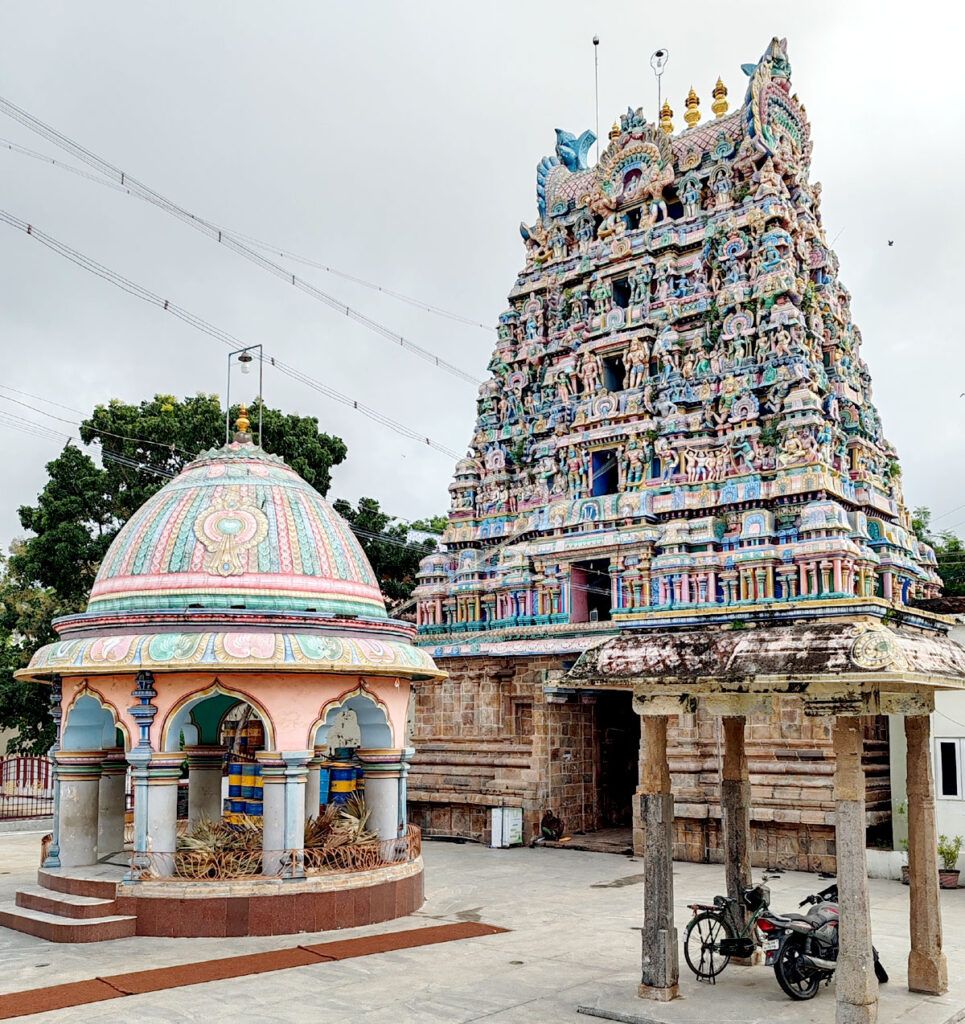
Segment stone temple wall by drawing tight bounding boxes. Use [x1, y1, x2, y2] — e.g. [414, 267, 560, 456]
[409, 653, 890, 869]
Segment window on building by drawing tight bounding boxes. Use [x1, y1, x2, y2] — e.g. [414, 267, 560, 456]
[590, 449, 619, 497]
[612, 277, 631, 309]
[602, 355, 624, 392]
[936, 739, 963, 799]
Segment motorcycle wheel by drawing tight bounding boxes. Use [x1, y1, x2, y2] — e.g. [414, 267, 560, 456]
[774, 935, 822, 1000]
[683, 911, 733, 981]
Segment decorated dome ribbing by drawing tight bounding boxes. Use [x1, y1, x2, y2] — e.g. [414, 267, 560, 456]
[87, 439, 386, 619]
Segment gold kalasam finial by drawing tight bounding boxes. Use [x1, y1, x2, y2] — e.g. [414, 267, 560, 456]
[712, 77, 729, 118]
[609, 120, 621, 141]
[235, 403, 251, 437]
[659, 100, 674, 135]
[684, 86, 700, 128]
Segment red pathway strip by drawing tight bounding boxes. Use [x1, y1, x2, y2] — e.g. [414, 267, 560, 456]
[0, 922, 509, 1020]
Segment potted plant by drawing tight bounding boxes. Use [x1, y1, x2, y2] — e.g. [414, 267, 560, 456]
[938, 834, 962, 889]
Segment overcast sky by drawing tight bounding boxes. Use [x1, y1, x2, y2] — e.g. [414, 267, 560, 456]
[1, 0, 962, 551]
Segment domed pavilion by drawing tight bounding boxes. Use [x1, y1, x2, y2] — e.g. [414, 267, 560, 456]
[8, 412, 443, 939]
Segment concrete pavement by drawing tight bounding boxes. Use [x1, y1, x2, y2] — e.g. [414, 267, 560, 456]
[0, 828, 962, 1023]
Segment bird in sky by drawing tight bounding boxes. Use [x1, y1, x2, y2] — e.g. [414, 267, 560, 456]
[888, 240, 894, 246]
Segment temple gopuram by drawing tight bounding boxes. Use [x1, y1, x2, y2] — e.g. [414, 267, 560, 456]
[409, 38, 944, 869]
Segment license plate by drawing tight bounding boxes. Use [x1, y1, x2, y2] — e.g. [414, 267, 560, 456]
[762, 939, 779, 951]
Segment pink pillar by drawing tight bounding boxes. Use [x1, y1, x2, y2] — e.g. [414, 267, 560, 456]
[681, 573, 690, 604]
[708, 571, 717, 603]
[833, 558, 843, 593]
[799, 562, 808, 596]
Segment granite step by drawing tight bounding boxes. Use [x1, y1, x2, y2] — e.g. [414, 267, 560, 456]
[36, 868, 119, 900]
[0, 903, 136, 942]
[16, 885, 119, 920]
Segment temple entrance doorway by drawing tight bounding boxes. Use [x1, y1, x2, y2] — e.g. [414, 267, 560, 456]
[596, 690, 640, 830]
[570, 559, 612, 622]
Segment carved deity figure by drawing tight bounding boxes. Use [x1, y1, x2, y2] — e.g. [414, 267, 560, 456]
[680, 176, 702, 219]
[560, 445, 590, 497]
[574, 210, 595, 254]
[622, 336, 650, 390]
[629, 262, 653, 305]
[590, 277, 613, 316]
[621, 439, 649, 490]
[548, 223, 569, 261]
[578, 351, 604, 393]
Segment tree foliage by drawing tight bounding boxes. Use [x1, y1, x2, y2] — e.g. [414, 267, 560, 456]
[332, 497, 439, 607]
[911, 506, 965, 596]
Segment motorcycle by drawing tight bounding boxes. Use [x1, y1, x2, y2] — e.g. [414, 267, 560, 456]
[757, 882, 889, 1001]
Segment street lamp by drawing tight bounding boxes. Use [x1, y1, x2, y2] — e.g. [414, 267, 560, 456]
[225, 344, 263, 444]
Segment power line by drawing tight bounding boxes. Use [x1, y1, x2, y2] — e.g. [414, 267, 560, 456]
[0, 95, 484, 386]
[0, 209, 462, 460]
[0, 133, 492, 334]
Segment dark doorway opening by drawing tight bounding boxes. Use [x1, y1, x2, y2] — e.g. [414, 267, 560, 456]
[596, 691, 641, 828]
[570, 558, 612, 623]
[590, 449, 619, 497]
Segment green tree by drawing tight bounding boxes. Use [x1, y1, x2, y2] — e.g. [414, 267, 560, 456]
[911, 506, 965, 596]
[333, 497, 439, 607]
[1, 393, 348, 751]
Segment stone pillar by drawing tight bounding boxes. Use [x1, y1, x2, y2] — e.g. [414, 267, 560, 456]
[832, 718, 878, 1024]
[185, 745, 225, 826]
[97, 747, 128, 858]
[145, 753, 183, 877]
[305, 747, 325, 820]
[638, 715, 679, 1001]
[55, 750, 103, 868]
[905, 715, 948, 995]
[357, 748, 404, 841]
[258, 751, 310, 878]
[43, 676, 64, 869]
[721, 716, 751, 929]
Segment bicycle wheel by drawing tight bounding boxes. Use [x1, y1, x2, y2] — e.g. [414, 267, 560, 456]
[683, 911, 733, 980]
[774, 934, 822, 1000]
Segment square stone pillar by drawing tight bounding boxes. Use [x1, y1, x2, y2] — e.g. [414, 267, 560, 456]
[97, 747, 128, 858]
[905, 715, 948, 994]
[54, 750, 104, 868]
[185, 745, 226, 826]
[258, 751, 310, 879]
[638, 714, 679, 1001]
[721, 716, 751, 919]
[43, 676, 64, 869]
[832, 717, 878, 1024]
[305, 748, 325, 820]
[145, 753, 183, 877]
[357, 748, 405, 841]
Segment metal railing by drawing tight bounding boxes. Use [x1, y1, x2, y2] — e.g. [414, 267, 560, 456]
[0, 756, 53, 820]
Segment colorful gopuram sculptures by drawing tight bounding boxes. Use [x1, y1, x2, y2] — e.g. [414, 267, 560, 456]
[414, 38, 941, 639]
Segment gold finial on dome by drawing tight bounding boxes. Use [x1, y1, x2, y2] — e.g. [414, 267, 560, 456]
[609, 120, 621, 141]
[684, 86, 700, 128]
[659, 100, 674, 135]
[712, 77, 729, 118]
[235, 403, 251, 440]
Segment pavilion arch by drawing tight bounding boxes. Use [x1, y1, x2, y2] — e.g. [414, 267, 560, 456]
[311, 685, 393, 750]
[61, 686, 128, 751]
[161, 681, 275, 752]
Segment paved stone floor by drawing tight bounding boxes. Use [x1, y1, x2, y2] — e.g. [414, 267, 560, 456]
[0, 828, 963, 1023]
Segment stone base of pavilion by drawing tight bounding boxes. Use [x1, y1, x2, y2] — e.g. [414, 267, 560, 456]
[0, 855, 423, 941]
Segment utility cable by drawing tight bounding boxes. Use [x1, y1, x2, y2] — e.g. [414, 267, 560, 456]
[0, 134, 491, 333]
[0, 96, 484, 385]
[0, 209, 462, 460]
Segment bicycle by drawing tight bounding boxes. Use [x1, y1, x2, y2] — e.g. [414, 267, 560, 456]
[683, 882, 772, 982]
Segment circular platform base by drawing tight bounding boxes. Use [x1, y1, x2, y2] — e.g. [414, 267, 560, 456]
[34, 858, 424, 938]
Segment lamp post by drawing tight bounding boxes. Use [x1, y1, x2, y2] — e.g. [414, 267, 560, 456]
[225, 344, 264, 444]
